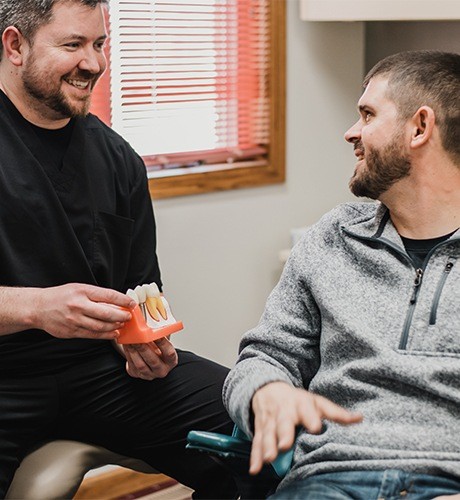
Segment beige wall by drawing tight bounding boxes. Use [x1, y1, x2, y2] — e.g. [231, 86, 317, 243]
[365, 20, 460, 70]
[165, 10, 460, 369]
[151, 1, 364, 368]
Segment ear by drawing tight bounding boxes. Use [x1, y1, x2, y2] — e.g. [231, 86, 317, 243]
[2, 27, 27, 67]
[409, 106, 435, 150]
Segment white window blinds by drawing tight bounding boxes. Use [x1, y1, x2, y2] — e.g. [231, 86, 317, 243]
[105, 0, 270, 170]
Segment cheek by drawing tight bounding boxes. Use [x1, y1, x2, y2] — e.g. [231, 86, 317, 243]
[361, 131, 380, 156]
[99, 54, 107, 72]
[362, 121, 395, 148]
[49, 53, 82, 76]
[361, 126, 375, 144]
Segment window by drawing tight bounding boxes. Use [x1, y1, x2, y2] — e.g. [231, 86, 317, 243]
[91, 0, 285, 199]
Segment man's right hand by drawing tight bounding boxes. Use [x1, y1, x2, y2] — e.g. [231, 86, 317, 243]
[30, 283, 136, 340]
[250, 381, 363, 475]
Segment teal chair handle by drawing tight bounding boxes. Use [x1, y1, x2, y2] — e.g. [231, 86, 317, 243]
[186, 425, 293, 480]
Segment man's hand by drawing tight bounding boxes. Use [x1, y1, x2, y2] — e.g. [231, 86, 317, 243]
[31, 283, 135, 340]
[250, 381, 363, 475]
[122, 337, 178, 380]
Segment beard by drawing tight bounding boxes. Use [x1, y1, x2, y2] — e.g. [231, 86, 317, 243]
[349, 133, 411, 200]
[22, 54, 100, 119]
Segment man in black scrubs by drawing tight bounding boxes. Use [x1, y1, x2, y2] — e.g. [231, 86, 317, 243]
[0, 0, 236, 497]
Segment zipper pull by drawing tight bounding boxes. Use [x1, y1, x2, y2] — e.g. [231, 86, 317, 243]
[444, 262, 454, 274]
[410, 268, 424, 304]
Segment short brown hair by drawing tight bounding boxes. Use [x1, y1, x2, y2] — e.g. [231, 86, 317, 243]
[0, 0, 107, 59]
[364, 51, 460, 165]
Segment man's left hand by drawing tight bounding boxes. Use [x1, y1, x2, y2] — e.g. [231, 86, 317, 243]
[122, 338, 178, 380]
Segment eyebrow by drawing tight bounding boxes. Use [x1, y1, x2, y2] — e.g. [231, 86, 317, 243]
[358, 104, 374, 113]
[59, 34, 107, 43]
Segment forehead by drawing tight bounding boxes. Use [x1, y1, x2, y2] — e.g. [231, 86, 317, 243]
[35, 1, 106, 39]
[358, 76, 395, 111]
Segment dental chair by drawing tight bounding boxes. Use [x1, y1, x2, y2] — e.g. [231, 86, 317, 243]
[186, 427, 293, 499]
[6, 440, 156, 500]
[6, 428, 291, 499]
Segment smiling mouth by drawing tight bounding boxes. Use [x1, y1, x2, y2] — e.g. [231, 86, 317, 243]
[354, 148, 365, 161]
[64, 78, 91, 90]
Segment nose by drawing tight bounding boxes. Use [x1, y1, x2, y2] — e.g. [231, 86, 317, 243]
[79, 47, 106, 75]
[344, 119, 361, 144]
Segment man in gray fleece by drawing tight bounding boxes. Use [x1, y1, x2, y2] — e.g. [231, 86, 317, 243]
[223, 50, 460, 499]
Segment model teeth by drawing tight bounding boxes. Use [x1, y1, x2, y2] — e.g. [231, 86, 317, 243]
[128, 282, 167, 321]
[146, 283, 167, 321]
[126, 288, 139, 304]
[147, 297, 167, 321]
[134, 285, 146, 303]
[145, 283, 160, 297]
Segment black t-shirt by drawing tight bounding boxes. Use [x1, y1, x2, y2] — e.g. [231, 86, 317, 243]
[0, 90, 97, 262]
[401, 230, 457, 269]
[0, 89, 74, 168]
[30, 118, 74, 171]
[0, 90, 161, 375]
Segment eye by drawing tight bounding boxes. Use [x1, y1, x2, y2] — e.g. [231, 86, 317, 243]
[363, 110, 373, 123]
[64, 42, 80, 50]
[94, 40, 106, 52]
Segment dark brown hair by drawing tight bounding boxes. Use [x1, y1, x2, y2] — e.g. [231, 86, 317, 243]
[364, 51, 460, 165]
[0, 0, 107, 59]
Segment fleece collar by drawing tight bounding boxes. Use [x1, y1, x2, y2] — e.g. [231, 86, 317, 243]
[342, 201, 460, 254]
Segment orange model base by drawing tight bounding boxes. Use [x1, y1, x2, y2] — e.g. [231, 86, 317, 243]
[116, 304, 184, 345]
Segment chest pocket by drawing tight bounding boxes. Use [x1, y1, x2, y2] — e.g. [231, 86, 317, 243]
[94, 211, 134, 290]
[408, 256, 460, 356]
[429, 256, 457, 326]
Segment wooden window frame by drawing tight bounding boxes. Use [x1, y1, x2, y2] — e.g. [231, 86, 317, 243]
[147, 0, 286, 199]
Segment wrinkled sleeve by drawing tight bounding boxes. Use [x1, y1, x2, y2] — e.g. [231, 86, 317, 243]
[223, 238, 322, 437]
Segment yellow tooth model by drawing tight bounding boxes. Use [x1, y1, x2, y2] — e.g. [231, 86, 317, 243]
[116, 283, 183, 344]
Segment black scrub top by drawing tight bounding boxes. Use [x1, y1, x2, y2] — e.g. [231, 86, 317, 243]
[0, 90, 162, 375]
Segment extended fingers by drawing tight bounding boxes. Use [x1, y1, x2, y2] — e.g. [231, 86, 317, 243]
[47, 306, 124, 339]
[84, 301, 132, 324]
[250, 383, 294, 474]
[85, 284, 136, 309]
[315, 395, 363, 426]
[250, 409, 297, 475]
[76, 315, 123, 338]
[298, 393, 363, 434]
[66, 303, 130, 339]
[60, 284, 133, 326]
[276, 417, 297, 450]
[250, 398, 297, 474]
[249, 427, 267, 475]
[249, 384, 363, 476]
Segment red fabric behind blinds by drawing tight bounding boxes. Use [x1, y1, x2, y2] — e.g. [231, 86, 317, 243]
[90, 8, 112, 126]
[89, 0, 269, 170]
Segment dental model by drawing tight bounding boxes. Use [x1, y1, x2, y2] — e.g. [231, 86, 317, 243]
[116, 282, 183, 344]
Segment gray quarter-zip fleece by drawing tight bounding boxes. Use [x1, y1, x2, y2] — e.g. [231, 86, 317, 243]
[223, 201, 460, 489]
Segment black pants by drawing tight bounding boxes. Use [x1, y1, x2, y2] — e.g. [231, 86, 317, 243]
[0, 348, 237, 499]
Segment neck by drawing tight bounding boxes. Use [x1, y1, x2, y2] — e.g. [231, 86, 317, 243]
[380, 163, 460, 239]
